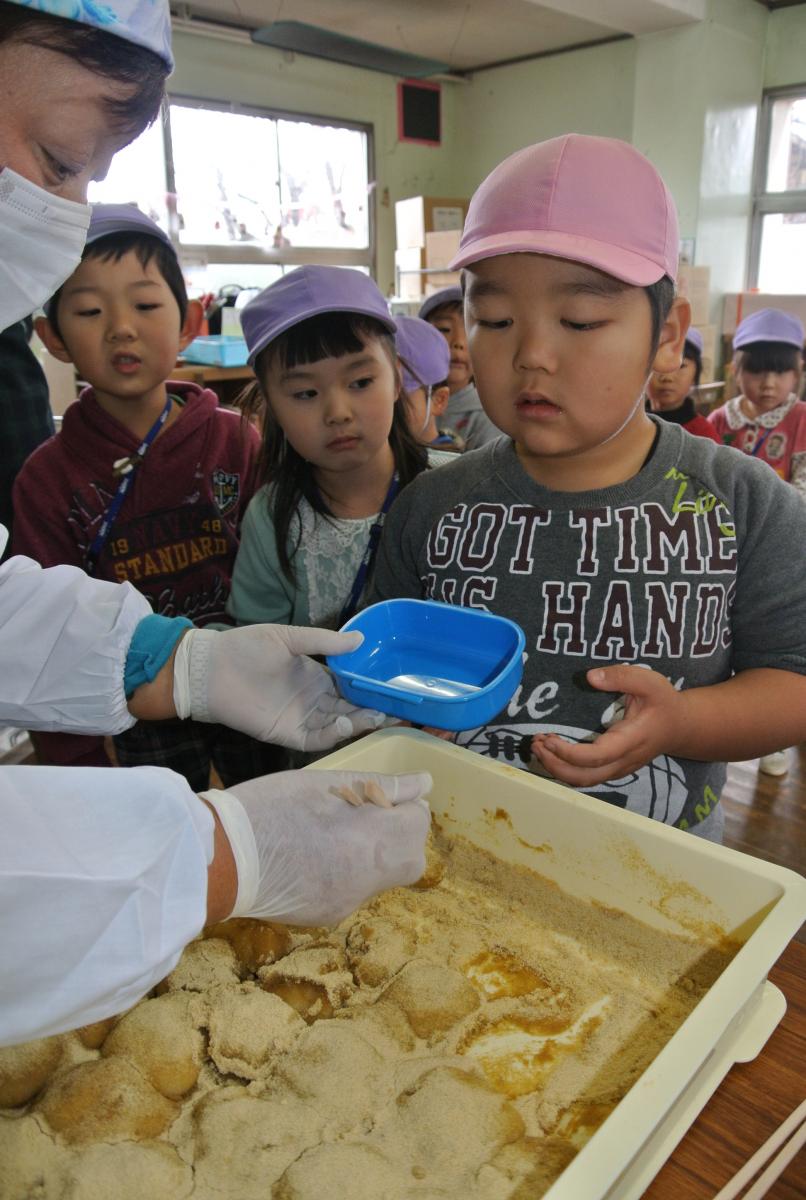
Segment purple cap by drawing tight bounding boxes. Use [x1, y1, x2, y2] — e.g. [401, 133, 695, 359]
[450, 134, 679, 285]
[418, 287, 463, 323]
[684, 328, 704, 355]
[45, 203, 174, 316]
[733, 308, 804, 351]
[5, 0, 173, 69]
[87, 203, 174, 251]
[395, 316, 451, 392]
[242, 266, 396, 366]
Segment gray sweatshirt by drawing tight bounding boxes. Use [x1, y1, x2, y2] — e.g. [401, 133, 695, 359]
[438, 383, 502, 451]
[371, 420, 806, 833]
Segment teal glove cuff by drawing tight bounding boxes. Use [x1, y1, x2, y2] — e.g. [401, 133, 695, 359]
[124, 614, 194, 698]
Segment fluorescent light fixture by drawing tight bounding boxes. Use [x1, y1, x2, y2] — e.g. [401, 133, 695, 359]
[251, 20, 450, 78]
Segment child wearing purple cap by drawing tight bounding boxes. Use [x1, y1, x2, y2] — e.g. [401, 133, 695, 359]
[228, 267, 451, 636]
[394, 315, 462, 451]
[12, 205, 284, 788]
[707, 306, 806, 776]
[371, 134, 806, 840]
[646, 330, 721, 443]
[708, 308, 806, 497]
[418, 287, 502, 450]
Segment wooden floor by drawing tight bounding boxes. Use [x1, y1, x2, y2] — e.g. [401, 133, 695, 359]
[720, 744, 806, 943]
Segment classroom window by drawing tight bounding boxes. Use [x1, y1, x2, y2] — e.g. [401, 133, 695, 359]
[89, 97, 374, 293]
[750, 88, 806, 292]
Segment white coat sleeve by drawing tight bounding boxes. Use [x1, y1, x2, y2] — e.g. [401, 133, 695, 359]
[0, 764, 214, 1046]
[0, 543, 151, 734]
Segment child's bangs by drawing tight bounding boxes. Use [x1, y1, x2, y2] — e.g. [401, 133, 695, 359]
[738, 341, 802, 375]
[267, 313, 394, 372]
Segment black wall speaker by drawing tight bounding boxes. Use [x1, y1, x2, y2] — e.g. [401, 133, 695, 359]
[398, 79, 441, 146]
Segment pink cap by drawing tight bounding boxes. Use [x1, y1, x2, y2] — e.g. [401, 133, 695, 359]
[450, 134, 679, 285]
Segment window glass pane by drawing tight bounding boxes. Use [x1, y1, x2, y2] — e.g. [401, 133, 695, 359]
[87, 119, 168, 227]
[170, 105, 281, 247]
[276, 120, 369, 249]
[757, 211, 806, 291]
[766, 96, 806, 193]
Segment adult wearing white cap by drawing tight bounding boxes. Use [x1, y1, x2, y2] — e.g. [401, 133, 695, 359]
[0, 0, 431, 1047]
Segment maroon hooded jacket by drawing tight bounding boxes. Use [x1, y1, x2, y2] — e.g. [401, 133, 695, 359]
[12, 381, 261, 765]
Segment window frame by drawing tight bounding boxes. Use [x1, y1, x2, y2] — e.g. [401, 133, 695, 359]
[748, 83, 806, 290]
[161, 92, 376, 274]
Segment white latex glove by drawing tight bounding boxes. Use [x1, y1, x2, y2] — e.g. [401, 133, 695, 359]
[201, 769, 432, 925]
[172, 625, 386, 750]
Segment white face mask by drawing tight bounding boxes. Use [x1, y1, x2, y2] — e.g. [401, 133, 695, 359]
[0, 167, 90, 331]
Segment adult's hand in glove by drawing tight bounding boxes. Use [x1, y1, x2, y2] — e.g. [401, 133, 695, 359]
[173, 624, 386, 751]
[201, 769, 432, 926]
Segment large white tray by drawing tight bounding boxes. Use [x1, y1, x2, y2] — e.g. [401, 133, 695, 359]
[312, 729, 806, 1200]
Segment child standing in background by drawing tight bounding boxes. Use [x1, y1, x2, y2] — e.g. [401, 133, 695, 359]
[12, 204, 283, 787]
[707, 307, 806, 777]
[419, 287, 502, 450]
[371, 134, 806, 840]
[228, 267, 450, 632]
[708, 308, 806, 498]
[395, 315, 463, 451]
[646, 328, 721, 443]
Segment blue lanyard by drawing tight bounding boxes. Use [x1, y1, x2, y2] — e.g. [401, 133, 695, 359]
[336, 473, 400, 626]
[85, 395, 173, 575]
[750, 426, 773, 457]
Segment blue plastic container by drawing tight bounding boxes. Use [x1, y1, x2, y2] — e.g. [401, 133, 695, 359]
[327, 599, 525, 731]
[182, 335, 249, 368]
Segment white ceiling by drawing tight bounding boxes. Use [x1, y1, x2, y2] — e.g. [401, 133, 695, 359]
[170, 0, 710, 74]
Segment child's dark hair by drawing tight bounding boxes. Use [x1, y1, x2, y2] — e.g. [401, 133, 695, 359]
[47, 231, 188, 338]
[425, 300, 463, 323]
[239, 312, 428, 583]
[734, 340, 803, 376]
[683, 338, 703, 387]
[0, 1, 166, 140]
[647, 276, 675, 353]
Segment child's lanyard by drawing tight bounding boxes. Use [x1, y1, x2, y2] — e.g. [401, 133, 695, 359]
[750, 425, 773, 457]
[337, 473, 400, 627]
[85, 395, 173, 576]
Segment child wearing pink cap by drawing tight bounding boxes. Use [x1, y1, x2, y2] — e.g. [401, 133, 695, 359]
[371, 134, 806, 840]
[228, 267, 451, 635]
[646, 329, 721, 444]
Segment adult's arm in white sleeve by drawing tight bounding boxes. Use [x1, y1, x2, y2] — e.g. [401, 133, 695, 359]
[0, 764, 213, 1046]
[0, 550, 150, 734]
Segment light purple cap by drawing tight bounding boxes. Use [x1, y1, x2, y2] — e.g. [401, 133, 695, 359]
[684, 328, 703, 355]
[87, 203, 174, 251]
[418, 287, 463, 323]
[6, 0, 173, 70]
[395, 316, 451, 392]
[241, 266, 395, 366]
[45, 203, 174, 315]
[450, 134, 679, 285]
[733, 308, 804, 351]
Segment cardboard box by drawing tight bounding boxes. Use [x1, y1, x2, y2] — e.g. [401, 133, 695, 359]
[425, 229, 462, 270]
[677, 265, 710, 326]
[395, 195, 467, 250]
[697, 322, 717, 384]
[425, 271, 461, 296]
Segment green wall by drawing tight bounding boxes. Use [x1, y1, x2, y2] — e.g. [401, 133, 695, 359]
[765, 4, 806, 88]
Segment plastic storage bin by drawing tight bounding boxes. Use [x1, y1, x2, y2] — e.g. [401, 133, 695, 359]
[327, 599, 525, 730]
[312, 729, 806, 1200]
[181, 335, 249, 368]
